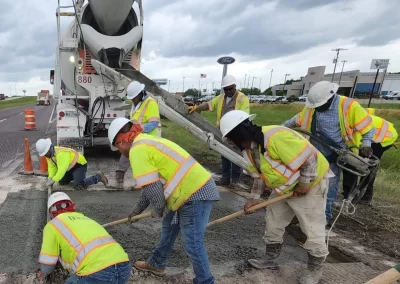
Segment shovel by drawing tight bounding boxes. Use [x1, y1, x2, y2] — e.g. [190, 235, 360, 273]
[102, 212, 152, 228]
[364, 264, 400, 284]
[207, 192, 293, 227]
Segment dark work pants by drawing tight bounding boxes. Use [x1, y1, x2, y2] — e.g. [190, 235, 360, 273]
[342, 143, 391, 201]
[221, 156, 241, 181]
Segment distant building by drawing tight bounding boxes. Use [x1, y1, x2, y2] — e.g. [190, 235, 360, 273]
[272, 66, 399, 97]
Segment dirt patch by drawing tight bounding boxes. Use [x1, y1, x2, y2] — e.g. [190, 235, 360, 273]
[330, 201, 400, 260]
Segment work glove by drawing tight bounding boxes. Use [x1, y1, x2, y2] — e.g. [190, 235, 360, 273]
[293, 182, 311, 197]
[244, 199, 261, 214]
[359, 147, 373, 158]
[46, 178, 55, 187]
[188, 106, 197, 114]
[128, 211, 140, 224]
[151, 209, 164, 219]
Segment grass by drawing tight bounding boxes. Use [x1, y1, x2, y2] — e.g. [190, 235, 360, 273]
[163, 103, 400, 204]
[0, 96, 37, 110]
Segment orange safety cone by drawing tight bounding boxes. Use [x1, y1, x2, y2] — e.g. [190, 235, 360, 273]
[19, 138, 34, 175]
[37, 156, 48, 177]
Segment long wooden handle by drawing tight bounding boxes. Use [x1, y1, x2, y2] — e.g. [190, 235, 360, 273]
[207, 192, 293, 227]
[365, 265, 400, 284]
[102, 212, 152, 228]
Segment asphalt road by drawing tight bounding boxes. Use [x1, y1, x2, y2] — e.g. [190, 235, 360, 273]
[0, 103, 56, 178]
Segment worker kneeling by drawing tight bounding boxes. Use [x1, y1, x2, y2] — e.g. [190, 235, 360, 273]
[36, 139, 108, 190]
[219, 110, 331, 284]
[108, 118, 220, 284]
[38, 192, 131, 283]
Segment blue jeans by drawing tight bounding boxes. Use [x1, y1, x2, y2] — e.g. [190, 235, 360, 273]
[221, 155, 241, 181]
[59, 164, 99, 188]
[65, 262, 131, 284]
[148, 200, 215, 284]
[326, 162, 341, 222]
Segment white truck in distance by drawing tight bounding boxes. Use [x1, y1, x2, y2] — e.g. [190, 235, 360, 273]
[37, 90, 51, 106]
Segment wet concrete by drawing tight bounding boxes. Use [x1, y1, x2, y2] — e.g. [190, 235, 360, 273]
[64, 189, 309, 275]
[0, 190, 47, 273]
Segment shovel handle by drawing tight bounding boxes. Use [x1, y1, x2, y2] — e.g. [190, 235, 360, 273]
[207, 192, 293, 227]
[102, 212, 152, 228]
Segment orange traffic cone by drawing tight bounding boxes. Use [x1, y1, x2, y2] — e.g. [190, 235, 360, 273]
[19, 138, 34, 175]
[37, 156, 48, 177]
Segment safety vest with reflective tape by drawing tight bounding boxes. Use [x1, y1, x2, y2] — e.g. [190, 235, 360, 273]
[129, 134, 212, 211]
[47, 147, 87, 182]
[243, 126, 329, 194]
[365, 108, 398, 146]
[39, 212, 129, 276]
[296, 95, 373, 152]
[208, 91, 250, 126]
[131, 96, 161, 137]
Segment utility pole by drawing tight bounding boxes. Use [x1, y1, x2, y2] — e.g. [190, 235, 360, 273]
[251, 76, 257, 90]
[338, 60, 347, 85]
[259, 78, 262, 92]
[282, 73, 290, 93]
[269, 69, 273, 88]
[182, 77, 185, 94]
[168, 80, 171, 92]
[331, 48, 348, 82]
[244, 74, 247, 90]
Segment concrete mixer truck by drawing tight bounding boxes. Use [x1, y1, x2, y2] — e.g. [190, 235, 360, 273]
[50, 0, 250, 171]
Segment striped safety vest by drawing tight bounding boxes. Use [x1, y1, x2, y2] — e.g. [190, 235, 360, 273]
[208, 91, 249, 126]
[243, 126, 329, 194]
[39, 212, 129, 276]
[365, 108, 398, 147]
[49, 147, 80, 170]
[129, 134, 212, 211]
[296, 95, 373, 152]
[131, 96, 161, 137]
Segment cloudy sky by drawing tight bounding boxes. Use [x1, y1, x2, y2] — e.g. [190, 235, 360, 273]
[0, 0, 399, 96]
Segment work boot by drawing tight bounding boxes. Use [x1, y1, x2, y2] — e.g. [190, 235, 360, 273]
[115, 171, 125, 189]
[97, 171, 108, 186]
[215, 178, 230, 186]
[134, 261, 165, 276]
[299, 253, 325, 284]
[248, 243, 282, 270]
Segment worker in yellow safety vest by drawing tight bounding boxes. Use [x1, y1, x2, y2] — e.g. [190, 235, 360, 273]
[188, 75, 250, 187]
[108, 118, 220, 284]
[35, 139, 108, 190]
[342, 108, 398, 204]
[282, 81, 374, 225]
[37, 192, 131, 283]
[219, 110, 331, 284]
[115, 81, 161, 189]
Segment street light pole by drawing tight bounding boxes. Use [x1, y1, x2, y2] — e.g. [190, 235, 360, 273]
[269, 69, 273, 88]
[182, 77, 185, 93]
[338, 60, 347, 85]
[251, 76, 257, 89]
[244, 74, 247, 90]
[168, 80, 171, 92]
[282, 73, 290, 92]
[259, 78, 262, 91]
[331, 48, 348, 82]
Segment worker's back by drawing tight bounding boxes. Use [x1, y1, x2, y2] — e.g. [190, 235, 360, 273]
[40, 212, 129, 276]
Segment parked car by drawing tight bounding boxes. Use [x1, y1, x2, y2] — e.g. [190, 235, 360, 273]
[298, 95, 307, 102]
[383, 91, 400, 100]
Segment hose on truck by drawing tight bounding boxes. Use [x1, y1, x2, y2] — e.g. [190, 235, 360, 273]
[86, 96, 106, 135]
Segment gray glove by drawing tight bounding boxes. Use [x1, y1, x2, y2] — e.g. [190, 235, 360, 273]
[46, 178, 55, 187]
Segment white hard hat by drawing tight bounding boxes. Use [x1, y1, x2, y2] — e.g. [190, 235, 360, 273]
[126, 81, 145, 100]
[36, 138, 52, 156]
[108, 117, 131, 151]
[47, 192, 72, 211]
[306, 81, 339, 108]
[221, 75, 236, 88]
[220, 110, 256, 138]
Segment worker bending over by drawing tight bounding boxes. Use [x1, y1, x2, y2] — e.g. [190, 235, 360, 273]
[282, 81, 374, 225]
[220, 110, 330, 284]
[188, 75, 249, 187]
[36, 138, 108, 189]
[38, 192, 131, 283]
[108, 118, 219, 284]
[342, 108, 398, 204]
[115, 81, 161, 188]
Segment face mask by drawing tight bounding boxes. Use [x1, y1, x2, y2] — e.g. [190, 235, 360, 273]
[315, 95, 334, 112]
[50, 145, 55, 157]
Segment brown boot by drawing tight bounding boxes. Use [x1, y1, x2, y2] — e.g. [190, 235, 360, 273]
[134, 261, 165, 276]
[115, 171, 124, 189]
[97, 171, 108, 186]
